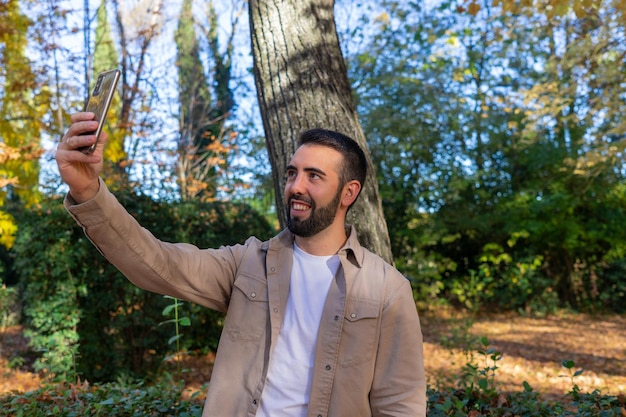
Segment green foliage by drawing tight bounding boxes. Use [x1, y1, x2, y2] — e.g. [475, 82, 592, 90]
[594, 260, 626, 313]
[426, 344, 625, 416]
[8, 190, 275, 383]
[13, 205, 88, 381]
[160, 296, 192, 379]
[0, 376, 204, 417]
[458, 337, 502, 397]
[1, 354, 623, 417]
[347, 0, 626, 313]
[0, 283, 18, 358]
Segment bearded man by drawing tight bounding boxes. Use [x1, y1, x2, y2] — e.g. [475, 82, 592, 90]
[56, 112, 426, 417]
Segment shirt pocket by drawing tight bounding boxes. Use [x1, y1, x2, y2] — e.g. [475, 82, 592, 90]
[338, 298, 381, 367]
[224, 273, 269, 342]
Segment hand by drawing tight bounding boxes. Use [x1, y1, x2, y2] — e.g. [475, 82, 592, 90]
[55, 112, 108, 203]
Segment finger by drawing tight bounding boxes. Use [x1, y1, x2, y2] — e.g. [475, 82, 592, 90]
[55, 142, 102, 164]
[70, 112, 96, 123]
[96, 131, 109, 149]
[61, 112, 97, 143]
[82, 130, 109, 155]
[69, 120, 99, 136]
[60, 131, 98, 151]
[60, 120, 99, 145]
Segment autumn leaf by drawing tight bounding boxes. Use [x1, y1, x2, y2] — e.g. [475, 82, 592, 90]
[468, 1, 481, 15]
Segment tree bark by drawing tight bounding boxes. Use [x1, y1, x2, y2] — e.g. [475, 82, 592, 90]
[248, 0, 393, 263]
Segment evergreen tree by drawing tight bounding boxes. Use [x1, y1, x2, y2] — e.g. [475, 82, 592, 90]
[174, 0, 235, 201]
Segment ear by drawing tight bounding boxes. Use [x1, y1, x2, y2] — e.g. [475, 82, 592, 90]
[341, 180, 361, 208]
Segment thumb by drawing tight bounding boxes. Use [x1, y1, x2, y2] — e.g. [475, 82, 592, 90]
[94, 130, 110, 155]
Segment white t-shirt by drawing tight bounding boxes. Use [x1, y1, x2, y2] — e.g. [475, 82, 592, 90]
[256, 243, 340, 417]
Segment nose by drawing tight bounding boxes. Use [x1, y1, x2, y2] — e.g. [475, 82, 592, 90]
[287, 172, 306, 195]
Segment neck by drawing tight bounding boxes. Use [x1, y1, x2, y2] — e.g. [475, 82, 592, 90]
[294, 222, 348, 256]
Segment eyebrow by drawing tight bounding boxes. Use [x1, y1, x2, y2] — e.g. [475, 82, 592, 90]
[285, 164, 327, 177]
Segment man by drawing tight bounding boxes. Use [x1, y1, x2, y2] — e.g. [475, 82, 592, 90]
[57, 112, 426, 417]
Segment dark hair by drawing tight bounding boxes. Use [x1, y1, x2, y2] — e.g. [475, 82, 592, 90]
[297, 128, 367, 200]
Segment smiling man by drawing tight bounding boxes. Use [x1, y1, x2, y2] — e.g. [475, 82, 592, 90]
[56, 113, 426, 417]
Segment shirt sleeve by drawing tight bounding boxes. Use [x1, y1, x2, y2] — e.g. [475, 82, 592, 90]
[369, 276, 427, 417]
[64, 178, 247, 312]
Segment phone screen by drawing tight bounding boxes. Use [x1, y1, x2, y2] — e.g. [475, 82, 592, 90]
[79, 68, 120, 154]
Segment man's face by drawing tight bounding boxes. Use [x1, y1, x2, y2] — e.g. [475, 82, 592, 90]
[284, 144, 344, 237]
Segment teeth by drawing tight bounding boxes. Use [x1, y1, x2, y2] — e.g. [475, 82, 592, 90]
[292, 203, 309, 211]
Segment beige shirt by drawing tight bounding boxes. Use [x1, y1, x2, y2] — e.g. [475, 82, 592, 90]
[65, 179, 426, 417]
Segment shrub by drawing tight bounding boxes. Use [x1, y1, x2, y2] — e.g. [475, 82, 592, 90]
[1, 379, 623, 417]
[0, 376, 204, 417]
[10, 191, 275, 383]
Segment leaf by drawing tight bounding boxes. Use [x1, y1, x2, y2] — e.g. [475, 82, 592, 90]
[468, 1, 481, 15]
[522, 381, 534, 392]
[480, 336, 490, 347]
[162, 304, 175, 316]
[179, 317, 191, 326]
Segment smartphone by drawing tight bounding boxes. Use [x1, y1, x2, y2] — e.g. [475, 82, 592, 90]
[78, 68, 121, 154]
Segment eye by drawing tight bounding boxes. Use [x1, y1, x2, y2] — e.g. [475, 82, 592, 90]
[285, 169, 296, 180]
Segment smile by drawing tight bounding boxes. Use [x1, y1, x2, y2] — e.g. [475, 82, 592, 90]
[291, 202, 310, 211]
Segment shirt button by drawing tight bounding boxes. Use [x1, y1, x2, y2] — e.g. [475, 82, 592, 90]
[270, 267, 276, 272]
[251, 292, 257, 298]
[334, 315, 339, 321]
[325, 365, 331, 370]
[350, 313, 356, 318]
[253, 399, 258, 405]
[273, 308, 279, 313]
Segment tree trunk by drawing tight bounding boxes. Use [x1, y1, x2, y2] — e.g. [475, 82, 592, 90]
[248, 0, 393, 263]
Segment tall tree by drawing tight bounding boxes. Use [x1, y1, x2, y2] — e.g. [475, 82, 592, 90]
[349, 0, 626, 309]
[109, 0, 164, 186]
[92, 0, 125, 167]
[175, 0, 237, 201]
[0, 0, 46, 249]
[248, 0, 393, 263]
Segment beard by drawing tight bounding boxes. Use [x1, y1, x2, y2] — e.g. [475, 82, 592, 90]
[286, 189, 342, 238]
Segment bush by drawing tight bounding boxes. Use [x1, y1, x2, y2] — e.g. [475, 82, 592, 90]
[9, 191, 276, 383]
[1, 379, 623, 417]
[0, 376, 204, 417]
[426, 385, 625, 416]
[594, 259, 626, 313]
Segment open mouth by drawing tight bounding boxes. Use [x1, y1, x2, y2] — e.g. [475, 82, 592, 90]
[288, 196, 312, 217]
[291, 201, 310, 211]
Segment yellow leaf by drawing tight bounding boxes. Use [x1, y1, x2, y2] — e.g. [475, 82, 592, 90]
[0, 211, 18, 249]
[374, 12, 390, 24]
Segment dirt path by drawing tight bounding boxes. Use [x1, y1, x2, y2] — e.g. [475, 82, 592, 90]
[421, 310, 626, 399]
[2, 311, 625, 399]
[0, 325, 42, 394]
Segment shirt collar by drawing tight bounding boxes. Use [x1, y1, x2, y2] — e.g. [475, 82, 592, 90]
[265, 225, 364, 268]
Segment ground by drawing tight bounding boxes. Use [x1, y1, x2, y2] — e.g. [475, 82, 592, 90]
[1, 310, 625, 401]
[420, 310, 626, 399]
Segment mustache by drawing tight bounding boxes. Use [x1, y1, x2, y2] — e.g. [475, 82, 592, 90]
[287, 194, 313, 206]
